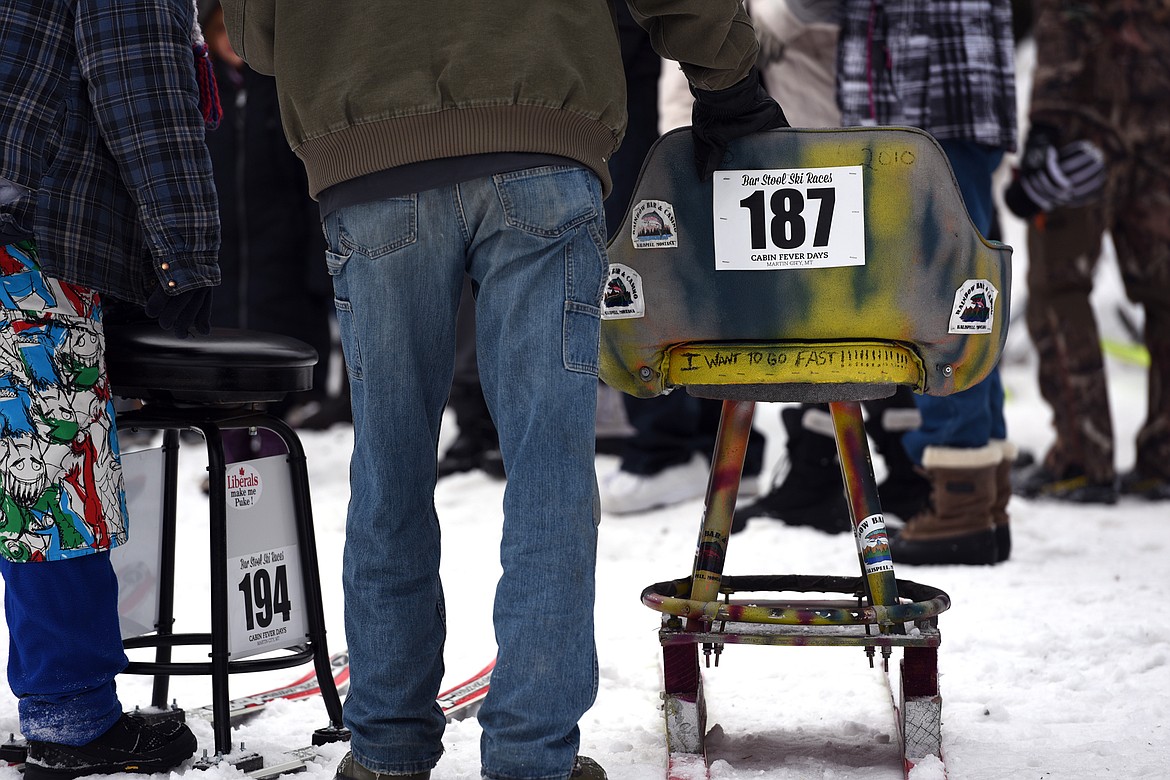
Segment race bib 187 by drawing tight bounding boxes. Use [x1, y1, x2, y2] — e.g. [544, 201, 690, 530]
[713, 166, 866, 271]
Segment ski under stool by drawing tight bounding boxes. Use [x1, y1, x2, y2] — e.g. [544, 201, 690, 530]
[104, 325, 349, 771]
[599, 126, 1012, 779]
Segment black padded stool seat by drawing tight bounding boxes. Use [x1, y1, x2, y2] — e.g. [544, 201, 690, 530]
[105, 324, 317, 405]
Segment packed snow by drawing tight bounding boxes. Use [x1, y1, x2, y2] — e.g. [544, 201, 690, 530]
[1, 228, 1166, 780]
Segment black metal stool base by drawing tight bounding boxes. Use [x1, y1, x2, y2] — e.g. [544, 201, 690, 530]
[107, 325, 347, 760]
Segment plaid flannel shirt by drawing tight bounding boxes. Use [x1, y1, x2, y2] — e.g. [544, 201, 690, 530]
[836, 0, 1017, 152]
[0, 0, 219, 304]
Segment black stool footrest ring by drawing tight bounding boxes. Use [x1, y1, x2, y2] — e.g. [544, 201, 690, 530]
[123, 633, 316, 676]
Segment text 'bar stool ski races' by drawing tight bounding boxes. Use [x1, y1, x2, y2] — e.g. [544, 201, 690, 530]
[104, 325, 349, 772]
[599, 126, 1011, 779]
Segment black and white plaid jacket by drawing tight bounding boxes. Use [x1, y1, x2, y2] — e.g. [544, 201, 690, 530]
[0, 0, 219, 304]
[836, 0, 1017, 152]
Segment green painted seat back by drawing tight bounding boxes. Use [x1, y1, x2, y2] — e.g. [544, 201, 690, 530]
[599, 126, 1011, 401]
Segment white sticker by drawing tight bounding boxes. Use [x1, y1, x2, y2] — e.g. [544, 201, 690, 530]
[712, 166, 866, 270]
[227, 463, 264, 510]
[948, 279, 998, 334]
[224, 454, 307, 658]
[855, 514, 894, 575]
[601, 263, 646, 320]
[631, 199, 678, 249]
[230, 544, 305, 656]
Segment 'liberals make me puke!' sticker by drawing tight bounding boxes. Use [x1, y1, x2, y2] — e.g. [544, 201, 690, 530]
[227, 464, 263, 509]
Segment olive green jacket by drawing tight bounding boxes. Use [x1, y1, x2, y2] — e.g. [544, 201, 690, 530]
[222, 1, 758, 198]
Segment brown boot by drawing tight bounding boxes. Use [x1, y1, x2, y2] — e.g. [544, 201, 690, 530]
[991, 439, 1015, 562]
[890, 444, 1000, 565]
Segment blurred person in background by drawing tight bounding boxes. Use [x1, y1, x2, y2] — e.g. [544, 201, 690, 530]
[832, 0, 1019, 566]
[1006, 0, 1170, 504]
[200, 1, 348, 435]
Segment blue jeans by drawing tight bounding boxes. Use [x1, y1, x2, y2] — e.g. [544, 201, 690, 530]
[902, 140, 1007, 464]
[323, 166, 605, 780]
[0, 552, 126, 744]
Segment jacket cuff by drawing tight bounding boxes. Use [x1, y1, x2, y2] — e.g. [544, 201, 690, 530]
[1004, 178, 1041, 220]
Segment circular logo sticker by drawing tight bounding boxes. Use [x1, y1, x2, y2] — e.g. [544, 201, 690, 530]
[226, 464, 263, 510]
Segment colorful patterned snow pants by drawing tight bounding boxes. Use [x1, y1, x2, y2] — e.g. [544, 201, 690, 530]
[0, 240, 128, 563]
[0, 240, 130, 744]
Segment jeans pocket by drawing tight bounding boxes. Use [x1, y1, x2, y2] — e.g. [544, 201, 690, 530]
[562, 217, 607, 376]
[563, 299, 601, 376]
[322, 233, 363, 381]
[334, 298, 363, 382]
[335, 196, 418, 258]
[494, 166, 599, 237]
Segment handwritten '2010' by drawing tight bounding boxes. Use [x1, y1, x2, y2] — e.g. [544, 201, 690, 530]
[739, 187, 836, 250]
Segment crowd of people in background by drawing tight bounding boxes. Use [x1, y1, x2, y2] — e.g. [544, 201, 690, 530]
[185, 0, 1170, 546]
[434, 0, 1169, 567]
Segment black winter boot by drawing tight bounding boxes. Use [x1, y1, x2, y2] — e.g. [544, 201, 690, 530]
[571, 756, 608, 780]
[334, 751, 430, 780]
[1013, 462, 1118, 503]
[24, 713, 196, 780]
[439, 381, 504, 479]
[437, 426, 504, 479]
[865, 396, 931, 521]
[732, 406, 850, 534]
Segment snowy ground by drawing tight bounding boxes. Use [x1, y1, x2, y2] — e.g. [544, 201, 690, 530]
[1, 234, 1166, 780]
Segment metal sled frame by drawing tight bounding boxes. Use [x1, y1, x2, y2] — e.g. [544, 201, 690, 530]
[599, 127, 1011, 778]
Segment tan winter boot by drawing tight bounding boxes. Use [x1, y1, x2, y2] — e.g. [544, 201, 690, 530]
[890, 443, 1000, 565]
[991, 439, 1015, 562]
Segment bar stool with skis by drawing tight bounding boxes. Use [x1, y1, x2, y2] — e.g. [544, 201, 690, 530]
[104, 324, 349, 772]
[599, 126, 1011, 778]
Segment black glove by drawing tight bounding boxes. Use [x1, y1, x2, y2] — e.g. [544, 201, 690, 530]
[1004, 124, 1107, 218]
[144, 284, 213, 339]
[691, 67, 790, 180]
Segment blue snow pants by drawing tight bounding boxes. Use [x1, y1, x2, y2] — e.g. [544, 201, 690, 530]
[1, 551, 126, 744]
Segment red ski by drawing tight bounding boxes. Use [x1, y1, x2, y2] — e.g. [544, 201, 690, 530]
[189, 649, 351, 723]
[438, 659, 496, 720]
[245, 658, 496, 779]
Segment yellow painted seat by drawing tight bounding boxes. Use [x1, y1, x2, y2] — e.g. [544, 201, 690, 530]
[600, 125, 1010, 403]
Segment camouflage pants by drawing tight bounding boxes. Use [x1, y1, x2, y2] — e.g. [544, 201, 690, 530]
[1025, 149, 1170, 482]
